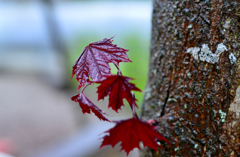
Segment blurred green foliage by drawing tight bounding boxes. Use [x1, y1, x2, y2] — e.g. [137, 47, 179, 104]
[69, 33, 149, 107]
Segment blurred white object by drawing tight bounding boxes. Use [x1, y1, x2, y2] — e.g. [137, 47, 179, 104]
[0, 152, 15, 157]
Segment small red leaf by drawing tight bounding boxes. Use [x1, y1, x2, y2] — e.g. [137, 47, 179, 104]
[95, 75, 141, 112]
[71, 37, 131, 88]
[100, 117, 170, 155]
[71, 93, 110, 122]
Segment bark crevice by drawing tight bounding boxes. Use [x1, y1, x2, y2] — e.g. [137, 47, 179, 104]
[160, 84, 171, 117]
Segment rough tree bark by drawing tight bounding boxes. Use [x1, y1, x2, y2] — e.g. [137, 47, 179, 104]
[141, 0, 240, 156]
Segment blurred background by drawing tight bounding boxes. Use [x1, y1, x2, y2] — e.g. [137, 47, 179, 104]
[0, 0, 151, 157]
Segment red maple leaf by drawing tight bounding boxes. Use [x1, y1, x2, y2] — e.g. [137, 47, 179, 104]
[71, 37, 131, 89]
[71, 93, 109, 122]
[100, 117, 170, 155]
[95, 75, 141, 112]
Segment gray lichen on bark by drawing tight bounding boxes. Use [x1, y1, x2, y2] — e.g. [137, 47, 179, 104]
[141, 0, 240, 156]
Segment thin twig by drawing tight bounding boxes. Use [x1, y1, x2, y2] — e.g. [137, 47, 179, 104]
[131, 92, 138, 119]
[114, 63, 122, 75]
[81, 82, 91, 93]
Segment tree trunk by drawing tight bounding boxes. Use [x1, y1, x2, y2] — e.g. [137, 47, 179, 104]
[141, 0, 240, 156]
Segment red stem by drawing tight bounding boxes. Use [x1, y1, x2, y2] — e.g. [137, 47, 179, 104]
[131, 92, 138, 119]
[114, 63, 122, 75]
[81, 82, 91, 93]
